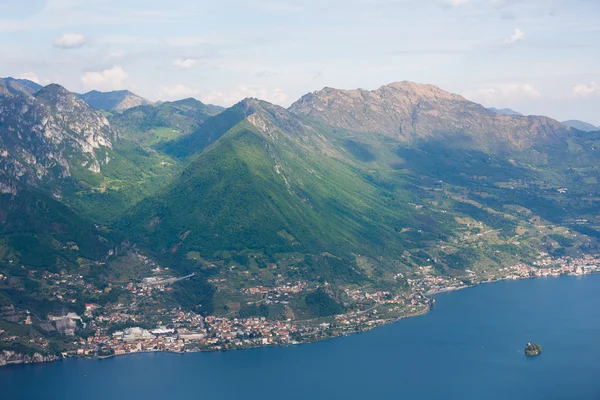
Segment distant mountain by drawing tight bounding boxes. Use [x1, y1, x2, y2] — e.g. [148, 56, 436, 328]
[109, 98, 223, 147]
[289, 82, 567, 151]
[0, 77, 42, 96]
[488, 107, 523, 116]
[562, 120, 598, 132]
[78, 89, 152, 111]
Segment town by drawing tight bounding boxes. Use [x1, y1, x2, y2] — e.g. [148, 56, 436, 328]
[2, 253, 599, 364]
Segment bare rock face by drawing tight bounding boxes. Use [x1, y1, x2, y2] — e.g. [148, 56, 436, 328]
[35, 84, 118, 150]
[0, 83, 117, 189]
[0, 350, 61, 366]
[54, 318, 77, 336]
[289, 81, 570, 150]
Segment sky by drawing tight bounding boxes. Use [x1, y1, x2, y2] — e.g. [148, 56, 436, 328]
[0, 0, 599, 124]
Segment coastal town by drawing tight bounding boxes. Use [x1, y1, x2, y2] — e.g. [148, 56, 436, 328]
[2, 252, 599, 365]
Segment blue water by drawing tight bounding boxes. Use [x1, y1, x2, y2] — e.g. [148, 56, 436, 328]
[3, 275, 600, 400]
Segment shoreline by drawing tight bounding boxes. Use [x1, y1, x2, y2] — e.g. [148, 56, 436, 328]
[0, 303, 434, 368]
[2, 271, 597, 368]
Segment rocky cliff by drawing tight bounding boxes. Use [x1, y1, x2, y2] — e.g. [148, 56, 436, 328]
[0, 350, 62, 366]
[0, 83, 117, 192]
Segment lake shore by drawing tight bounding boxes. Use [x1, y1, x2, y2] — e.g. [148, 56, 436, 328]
[3, 268, 598, 368]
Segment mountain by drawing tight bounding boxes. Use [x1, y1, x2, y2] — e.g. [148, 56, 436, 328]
[0, 82, 181, 224]
[1, 79, 599, 353]
[118, 98, 422, 287]
[0, 85, 120, 318]
[289, 82, 568, 151]
[119, 82, 598, 299]
[158, 101, 247, 158]
[0, 173, 115, 270]
[0, 82, 182, 343]
[488, 107, 523, 116]
[562, 120, 598, 132]
[109, 98, 223, 147]
[0, 83, 117, 190]
[79, 90, 152, 111]
[0, 77, 42, 96]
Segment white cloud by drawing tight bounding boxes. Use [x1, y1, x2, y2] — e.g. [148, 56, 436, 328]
[504, 28, 524, 45]
[17, 72, 40, 84]
[159, 84, 199, 100]
[202, 86, 288, 106]
[572, 82, 599, 97]
[81, 66, 128, 91]
[173, 58, 197, 69]
[53, 33, 87, 49]
[468, 83, 541, 104]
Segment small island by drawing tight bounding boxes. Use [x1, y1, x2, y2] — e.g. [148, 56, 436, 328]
[525, 343, 542, 356]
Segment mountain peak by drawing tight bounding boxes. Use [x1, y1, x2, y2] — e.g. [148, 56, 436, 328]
[235, 98, 289, 118]
[489, 107, 523, 116]
[79, 89, 152, 111]
[289, 81, 568, 150]
[562, 120, 598, 132]
[35, 83, 89, 110]
[299, 81, 464, 104]
[0, 77, 42, 97]
[35, 83, 72, 98]
[381, 81, 464, 101]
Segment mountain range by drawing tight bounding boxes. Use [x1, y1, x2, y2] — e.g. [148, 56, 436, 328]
[78, 90, 152, 111]
[1, 77, 599, 354]
[562, 119, 599, 132]
[487, 107, 523, 116]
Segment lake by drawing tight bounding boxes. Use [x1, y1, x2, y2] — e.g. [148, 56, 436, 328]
[3, 274, 600, 400]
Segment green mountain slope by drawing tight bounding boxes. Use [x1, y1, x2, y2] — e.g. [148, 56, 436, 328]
[118, 84, 600, 295]
[1, 79, 598, 333]
[157, 101, 248, 158]
[0, 175, 114, 270]
[109, 98, 223, 147]
[0, 83, 182, 223]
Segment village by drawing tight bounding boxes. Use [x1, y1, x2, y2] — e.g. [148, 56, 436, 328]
[2, 253, 599, 362]
[55, 253, 600, 360]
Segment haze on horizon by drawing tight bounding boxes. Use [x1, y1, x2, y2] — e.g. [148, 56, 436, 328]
[0, 0, 598, 124]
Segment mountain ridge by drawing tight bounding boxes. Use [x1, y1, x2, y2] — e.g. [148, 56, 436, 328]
[562, 119, 598, 132]
[0, 77, 42, 97]
[289, 81, 570, 150]
[78, 89, 152, 111]
[109, 97, 223, 147]
[488, 107, 523, 116]
[0, 83, 116, 189]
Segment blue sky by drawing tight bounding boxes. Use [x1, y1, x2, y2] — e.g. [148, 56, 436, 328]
[0, 0, 598, 124]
